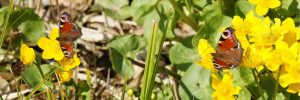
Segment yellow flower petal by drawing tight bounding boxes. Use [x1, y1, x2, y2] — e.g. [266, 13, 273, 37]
[211, 74, 220, 90]
[37, 37, 50, 50]
[50, 27, 59, 40]
[287, 83, 300, 95]
[268, 0, 281, 8]
[256, 4, 269, 16]
[20, 44, 35, 64]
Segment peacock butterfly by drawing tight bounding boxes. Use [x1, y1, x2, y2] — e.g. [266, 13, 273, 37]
[211, 27, 243, 70]
[57, 12, 82, 58]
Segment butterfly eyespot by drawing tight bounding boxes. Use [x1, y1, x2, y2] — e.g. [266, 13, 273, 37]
[221, 30, 231, 39]
[61, 15, 67, 22]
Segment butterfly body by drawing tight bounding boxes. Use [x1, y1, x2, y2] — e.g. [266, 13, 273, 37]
[57, 12, 82, 58]
[212, 27, 243, 70]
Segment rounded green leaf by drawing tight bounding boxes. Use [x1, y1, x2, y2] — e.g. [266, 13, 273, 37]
[179, 64, 212, 100]
[108, 35, 147, 79]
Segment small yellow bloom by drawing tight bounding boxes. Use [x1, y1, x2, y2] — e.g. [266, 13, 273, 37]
[59, 53, 80, 71]
[58, 70, 72, 82]
[38, 37, 64, 61]
[249, 0, 281, 16]
[127, 89, 133, 96]
[197, 39, 216, 72]
[20, 44, 35, 64]
[279, 60, 300, 87]
[281, 18, 300, 47]
[211, 72, 241, 100]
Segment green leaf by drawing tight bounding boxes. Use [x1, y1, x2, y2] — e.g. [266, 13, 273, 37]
[277, 0, 300, 18]
[0, 7, 9, 26]
[19, 20, 46, 44]
[192, 15, 232, 47]
[238, 86, 251, 100]
[130, 0, 160, 23]
[275, 93, 285, 100]
[75, 81, 91, 100]
[234, 0, 255, 17]
[0, 7, 45, 44]
[193, 0, 207, 8]
[169, 36, 197, 71]
[179, 64, 212, 100]
[108, 35, 147, 79]
[231, 67, 255, 86]
[21, 64, 53, 91]
[94, 0, 131, 20]
[199, 1, 222, 21]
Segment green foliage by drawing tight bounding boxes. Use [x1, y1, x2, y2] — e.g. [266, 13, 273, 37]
[0, 7, 45, 44]
[93, 0, 131, 20]
[21, 64, 54, 91]
[108, 34, 147, 79]
[179, 64, 212, 100]
[169, 36, 197, 71]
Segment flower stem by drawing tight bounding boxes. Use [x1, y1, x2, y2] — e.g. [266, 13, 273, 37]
[273, 66, 282, 100]
[252, 69, 265, 100]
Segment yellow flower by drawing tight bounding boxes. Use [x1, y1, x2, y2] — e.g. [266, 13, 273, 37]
[57, 70, 72, 82]
[281, 18, 300, 47]
[197, 39, 216, 72]
[59, 53, 80, 71]
[265, 41, 298, 71]
[38, 37, 64, 61]
[250, 17, 283, 48]
[279, 60, 300, 87]
[249, 0, 281, 16]
[20, 44, 35, 64]
[233, 11, 261, 36]
[211, 72, 241, 100]
[232, 11, 261, 49]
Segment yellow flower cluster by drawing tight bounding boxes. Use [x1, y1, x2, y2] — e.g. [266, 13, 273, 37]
[233, 11, 300, 95]
[20, 27, 80, 82]
[212, 72, 241, 100]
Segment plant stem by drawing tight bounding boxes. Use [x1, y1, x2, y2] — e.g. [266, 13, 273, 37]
[140, 21, 160, 100]
[252, 69, 265, 100]
[121, 76, 127, 100]
[274, 66, 282, 100]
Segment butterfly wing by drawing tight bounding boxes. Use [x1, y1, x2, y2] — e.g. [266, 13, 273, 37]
[212, 27, 243, 70]
[58, 12, 82, 58]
